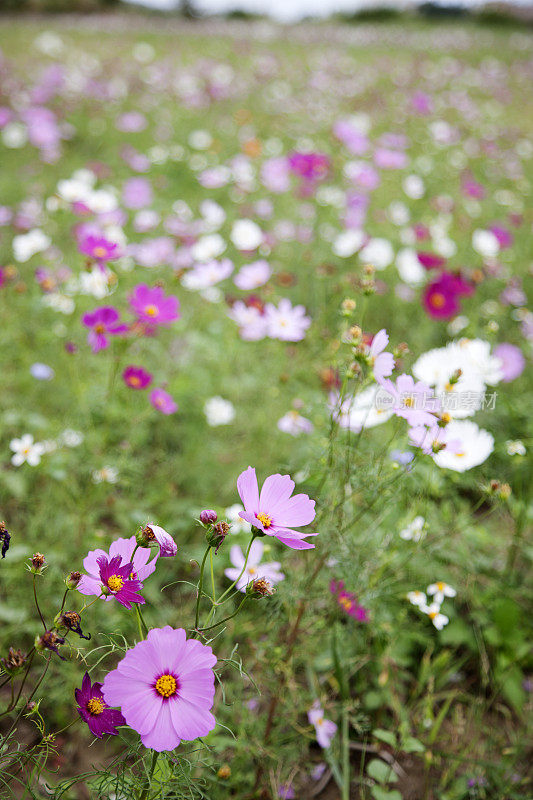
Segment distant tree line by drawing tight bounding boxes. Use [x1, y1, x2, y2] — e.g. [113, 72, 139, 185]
[0, 0, 121, 11]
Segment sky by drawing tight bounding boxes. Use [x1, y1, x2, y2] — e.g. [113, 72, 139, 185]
[124, 0, 528, 21]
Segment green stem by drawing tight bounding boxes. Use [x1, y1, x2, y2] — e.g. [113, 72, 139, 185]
[135, 604, 149, 640]
[217, 534, 255, 604]
[139, 750, 159, 800]
[341, 706, 350, 800]
[197, 597, 248, 632]
[193, 547, 210, 631]
[33, 576, 47, 632]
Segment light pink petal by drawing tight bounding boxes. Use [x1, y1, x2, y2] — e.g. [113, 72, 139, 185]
[173, 638, 216, 676]
[369, 328, 388, 357]
[109, 536, 135, 561]
[178, 669, 216, 706]
[82, 548, 109, 577]
[77, 575, 102, 597]
[374, 352, 395, 381]
[119, 687, 163, 735]
[274, 528, 317, 550]
[259, 474, 295, 515]
[169, 696, 216, 741]
[237, 466, 259, 513]
[141, 701, 181, 752]
[146, 626, 187, 674]
[239, 510, 259, 526]
[134, 548, 159, 580]
[271, 493, 316, 528]
[223, 567, 243, 583]
[229, 545, 245, 569]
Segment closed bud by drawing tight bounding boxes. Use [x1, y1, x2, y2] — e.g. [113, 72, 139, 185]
[200, 509, 218, 525]
[65, 571, 82, 589]
[217, 764, 231, 780]
[499, 483, 512, 500]
[395, 342, 409, 357]
[0, 521, 10, 559]
[1, 647, 27, 676]
[29, 553, 46, 574]
[341, 298, 357, 315]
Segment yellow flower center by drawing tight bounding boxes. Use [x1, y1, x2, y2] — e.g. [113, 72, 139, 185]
[94, 323, 106, 334]
[256, 512, 272, 529]
[248, 566, 256, 575]
[93, 246, 107, 258]
[155, 673, 177, 698]
[129, 375, 140, 386]
[317, 718, 324, 726]
[340, 597, 352, 611]
[404, 396, 414, 408]
[107, 574, 124, 593]
[437, 581, 445, 591]
[87, 697, 105, 715]
[144, 304, 158, 317]
[428, 611, 438, 620]
[431, 292, 446, 309]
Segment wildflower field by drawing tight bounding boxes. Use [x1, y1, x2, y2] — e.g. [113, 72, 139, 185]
[0, 13, 531, 800]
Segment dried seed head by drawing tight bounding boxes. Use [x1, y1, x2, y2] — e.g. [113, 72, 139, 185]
[65, 570, 82, 589]
[1, 647, 27, 675]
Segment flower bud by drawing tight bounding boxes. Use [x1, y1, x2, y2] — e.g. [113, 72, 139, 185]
[499, 483, 512, 500]
[35, 630, 65, 659]
[341, 298, 356, 315]
[65, 570, 82, 589]
[246, 578, 274, 599]
[200, 509, 218, 525]
[29, 553, 46, 574]
[206, 521, 230, 553]
[0, 521, 11, 559]
[1, 647, 27, 676]
[217, 764, 231, 780]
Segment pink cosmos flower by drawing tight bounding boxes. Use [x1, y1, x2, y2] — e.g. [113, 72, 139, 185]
[150, 388, 178, 414]
[493, 343, 525, 382]
[378, 374, 439, 427]
[308, 701, 337, 749]
[288, 152, 330, 184]
[96, 554, 145, 609]
[224, 540, 284, 592]
[227, 301, 267, 341]
[79, 236, 120, 263]
[333, 119, 369, 155]
[123, 365, 153, 390]
[78, 536, 158, 601]
[408, 425, 462, 456]
[101, 626, 216, 752]
[142, 524, 178, 558]
[330, 580, 368, 622]
[233, 260, 271, 290]
[82, 306, 128, 352]
[129, 284, 180, 326]
[417, 252, 446, 270]
[367, 329, 395, 382]
[264, 299, 311, 342]
[75, 672, 125, 738]
[122, 177, 153, 210]
[277, 410, 314, 436]
[423, 272, 473, 320]
[236, 466, 317, 550]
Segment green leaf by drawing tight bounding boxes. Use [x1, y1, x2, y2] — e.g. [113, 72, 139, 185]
[402, 736, 425, 753]
[367, 758, 398, 784]
[373, 728, 397, 747]
[371, 787, 402, 800]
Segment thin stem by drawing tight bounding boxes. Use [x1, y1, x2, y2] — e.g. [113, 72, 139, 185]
[135, 604, 149, 640]
[217, 535, 255, 604]
[139, 750, 159, 800]
[341, 706, 350, 800]
[4, 656, 51, 739]
[194, 547, 210, 631]
[58, 588, 69, 616]
[197, 597, 248, 633]
[33, 576, 47, 632]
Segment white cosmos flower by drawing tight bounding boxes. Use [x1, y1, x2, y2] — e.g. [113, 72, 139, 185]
[332, 229, 365, 258]
[421, 603, 449, 630]
[13, 229, 51, 262]
[92, 466, 119, 484]
[472, 229, 499, 258]
[454, 338, 503, 386]
[433, 420, 494, 472]
[2, 122, 28, 149]
[225, 503, 252, 534]
[506, 440, 526, 456]
[359, 237, 394, 270]
[403, 174, 425, 199]
[200, 199, 226, 232]
[407, 590, 427, 608]
[230, 219, 263, 251]
[78, 266, 114, 299]
[10, 434, 46, 467]
[396, 248, 426, 286]
[191, 233, 226, 262]
[204, 396, 235, 426]
[400, 516, 426, 542]
[41, 292, 75, 314]
[331, 385, 394, 432]
[427, 581, 456, 605]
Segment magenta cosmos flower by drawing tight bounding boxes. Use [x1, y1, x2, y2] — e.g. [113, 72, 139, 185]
[330, 580, 368, 622]
[123, 365, 153, 390]
[101, 626, 216, 752]
[423, 272, 473, 320]
[75, 671, 125, 738]
[78, 536, 158, 602]
[79, 235, 120, 263]
[237, 466, 317, 550]
[129, 284, 180, 326]
[96, 555, 145, 609]
[82, 306, 127, 352]
[150, 388, 178, 415]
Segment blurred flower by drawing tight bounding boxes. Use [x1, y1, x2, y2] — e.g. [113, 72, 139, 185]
[237, 466, 317, 550]
[277, 410, 313, 436]
[330, 580, 368, 621]
[30, 362, 54, 380]
[230, 219, 263, 251]
[264, 298, 311, 342]
[493, 343, 525, 382]
[433, 421, 494, 472]
[150, 388, 178, 415]
[224, 540, 284, 593]
[407, 590, 427, 607]
[506, 440, 526, 456]
[308, 701, 337, 748]
[421, 602, 449, 630]
[225, 503, 251, 534]
[92, 466, 118, 484]
[129, 284, 180, 326]
[204, 396, 235, 426]
[79, 235, 120, 264]
[123, 365, 153, 390]
[82, 306, 127, 352]
[233, 259, 271, 290]
[10, 434, 45, 467]
[399, 516, 426, 542]
[101, 626, 216, 751]
[75, 672, 125, 738]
